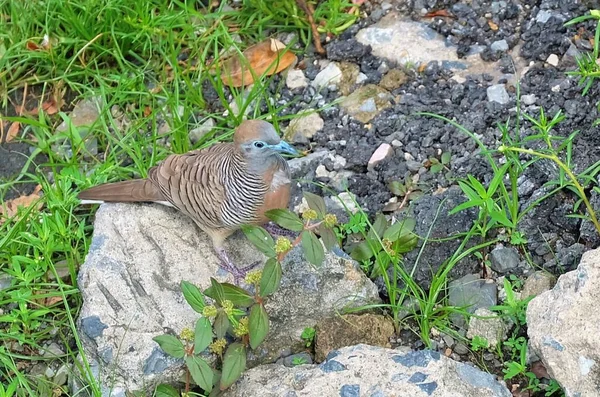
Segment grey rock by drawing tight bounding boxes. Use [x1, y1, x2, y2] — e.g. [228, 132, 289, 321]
[76, 203, 379, 393]
[579, 191, 600, 246]
[188, 118, 215, 144]
[528, 247, 600, 397]
[312, 62, 343, 90]
[490, 40, 508, 52]
[535, 10, 553, 23]
[0, 272, 13, 290]
[286, 69, 308, 90]
[489, 246, 520, 274]
[521, 271, 556, 299]
[222, 345, 512, 397]
[284, 110, 324, 144]
[449, 274, 497, 328]
[43, 342, 65, 358]
[54, 364, 69, 386]
[453, 342, 469, 355]
[520, 94, 537, 106]
[486, 84, 510, 105]
[467, 308, 508, 348]
[340, 84, 393, 123]
[53, 96, 102, 158]
[288, 150, 330, 181]
[406, 159, 422, 172]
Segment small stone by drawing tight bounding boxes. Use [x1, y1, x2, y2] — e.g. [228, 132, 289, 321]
[54, 364, 69, 386]
[551, 85, 561, 92]
[487, 84, 510, 105]
[406, 160, 422, 172]
[490, 40, 508, 52]
[391, 139, 402, 147]
[546, 54, 559, 67]
[316, 165, 330, 178]
[466, 308, 508, 348]
[328, 192, 359, 213]
[380, 69, 408, 91]
[449, 274, 497, 328]
[451, 75, 467, 84]
[536, 10, 553, 23]
[521, 271, 556, 298]
[521, 94, 537, 106]
[332, 155, 347, 171]
[355, 73, 368, 85]
[284, 111, 324, 144]
[453, 342, 469, 355]
[286, 69, 308, 90]
[188, 118, 215, 144]
[282, 352, 313, 367]
[43, 342, 65, 358]
[340, 84, 393, 123]
[368, 144, 393, 171]
[312, 62, 343, 90]
[0, 272, 13, 290]
[45, 366, 56, 378]
[489, 246, 520, 274]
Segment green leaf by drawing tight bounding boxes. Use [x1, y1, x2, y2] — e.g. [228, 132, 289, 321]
[152, 335, 185, 359]
[220, 343, 247, 390]
[220, 283, 255, 307]
[388, 180, 406, 196]
[181, 281, 206, 313]
[203, 278, 226, 305]
[467, 175, 488, 198]
[249, 304, 269, 349]
[367, 213, 387, 243]
[194, 317, 213, 354]
[265, 209, 304, 232]
[241, 225, 276, 257]
[457, 180, 480, 202]
[301, 230, 325, 266]
[430, 163, 443, 173]
[448, 199, 483, 215]
[487, 163, 509, 197]
[185, 355, 214, 392]
[350, 241, 375, 261]
[303, 192, 326, 216]
[260, 258, 282, 297]
[318, 225, 338, 250]
[489, 210, 514, 228]
[154, 384, 180, 397]
[383, 218, 416, 241]
[441, 151, 451, 165]
[214, 311, 230, 339]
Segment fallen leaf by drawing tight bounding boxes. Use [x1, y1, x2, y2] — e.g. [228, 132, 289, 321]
[0, 185, 43, 224]
[424, 10, 454, 18]
[219, 38, 297, 87]
[143, 106, 152, 117]
[530, 360, 550, 379]
[5, 121, 20, 143]
[44, 296, 64, 307]
[488, 20, 499, 31]
[42, 98, 59, 115]
[26, 41, 41, 51]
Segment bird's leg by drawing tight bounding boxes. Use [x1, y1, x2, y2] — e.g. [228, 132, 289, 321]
[263, 221, 298, 239]
[215, 248, 260, 285]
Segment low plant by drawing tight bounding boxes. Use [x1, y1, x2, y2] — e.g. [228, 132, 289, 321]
[152, 192, 338, 395]
[470, 335, 490, 352]
[564, 10, 600, 96]
[300, 326, 316, 348]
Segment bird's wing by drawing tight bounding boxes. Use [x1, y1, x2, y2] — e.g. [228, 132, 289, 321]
[148, 144, 234, 229]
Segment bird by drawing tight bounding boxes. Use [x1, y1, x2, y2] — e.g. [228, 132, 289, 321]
[78, 119, 298, 283]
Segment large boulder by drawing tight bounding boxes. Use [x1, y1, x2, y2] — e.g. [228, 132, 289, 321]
[223, 344, 512, 397]
[527, 247, 600, 397]
[76, 203, 380, 394]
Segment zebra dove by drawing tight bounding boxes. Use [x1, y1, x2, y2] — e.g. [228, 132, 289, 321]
[78, 119, 298, 282]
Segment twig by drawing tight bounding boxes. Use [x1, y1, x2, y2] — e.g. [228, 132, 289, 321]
[296, 0, 325, 54]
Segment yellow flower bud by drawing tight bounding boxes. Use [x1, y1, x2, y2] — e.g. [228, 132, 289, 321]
[222, 300, 234, 316]
[245, 269, 262, 285]
[209, 338, 227, 355]
[302, 209, 318, 221]
[233, 317, 249, 337]
[275, 237, 293, 253]
[179, 327, 194, 342]
[202, 305, 217, 318]
[324, 213, 337, 228]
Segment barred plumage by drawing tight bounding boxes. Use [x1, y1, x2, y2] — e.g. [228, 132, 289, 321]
[78, 119, 298, 284]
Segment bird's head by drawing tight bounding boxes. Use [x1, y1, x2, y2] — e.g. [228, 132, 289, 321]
[234, 120, 298, 160]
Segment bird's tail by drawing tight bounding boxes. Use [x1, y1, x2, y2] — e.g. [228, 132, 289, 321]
[78, 179, 168, 205]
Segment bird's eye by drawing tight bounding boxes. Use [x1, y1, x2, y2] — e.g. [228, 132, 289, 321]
[254, 141, 265, 148]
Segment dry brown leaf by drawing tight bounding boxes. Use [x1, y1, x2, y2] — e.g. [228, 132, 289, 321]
[26, 41, 41, 51]
[219, 38, 297, 87]
[42, 98, 59, 115]
[0, 185, 43, 224]
[143, 106, 152, 117]
[424, 10, 454, 18]
[44, 296, 64, 307]
[488, 20, 499, 31]
[5, 122, 20, 143]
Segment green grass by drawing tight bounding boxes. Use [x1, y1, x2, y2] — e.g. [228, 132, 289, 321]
[0, 0, 356, 395]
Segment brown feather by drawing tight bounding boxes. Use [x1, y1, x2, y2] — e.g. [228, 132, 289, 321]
[78, 179, 165, 202]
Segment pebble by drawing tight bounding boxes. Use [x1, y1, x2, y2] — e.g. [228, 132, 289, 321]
[54, 364, 69, 386]
[521, 94, 537, 106]
[285, 111, 324, 144]
[406, 160, 422, 172]
[546, 54, 559, 67]
[486, 84, 510, 104]
[489, 245, 520, 274]
[536, 10, 553, 23]
[43, 342, 65, 358]
[367, 143, 393, 171]
[312, 62, 343, 90]
[490, 40, 508, 52]
[454, 342, 469, 355]
[286, 69, 308, 90]
[316, 165, 330, 178]
[356, 73, 368, 85]
[188, 118, 215, 144]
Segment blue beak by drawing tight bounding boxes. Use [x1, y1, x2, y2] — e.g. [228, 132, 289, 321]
[270, 141, 299, 156]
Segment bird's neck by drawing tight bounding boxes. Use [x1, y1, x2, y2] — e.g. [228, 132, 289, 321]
[244, 153, 287, 176]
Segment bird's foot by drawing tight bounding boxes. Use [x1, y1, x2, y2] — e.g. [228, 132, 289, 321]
[216, 248, 261, 285]
[264, 222, 298, 239]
